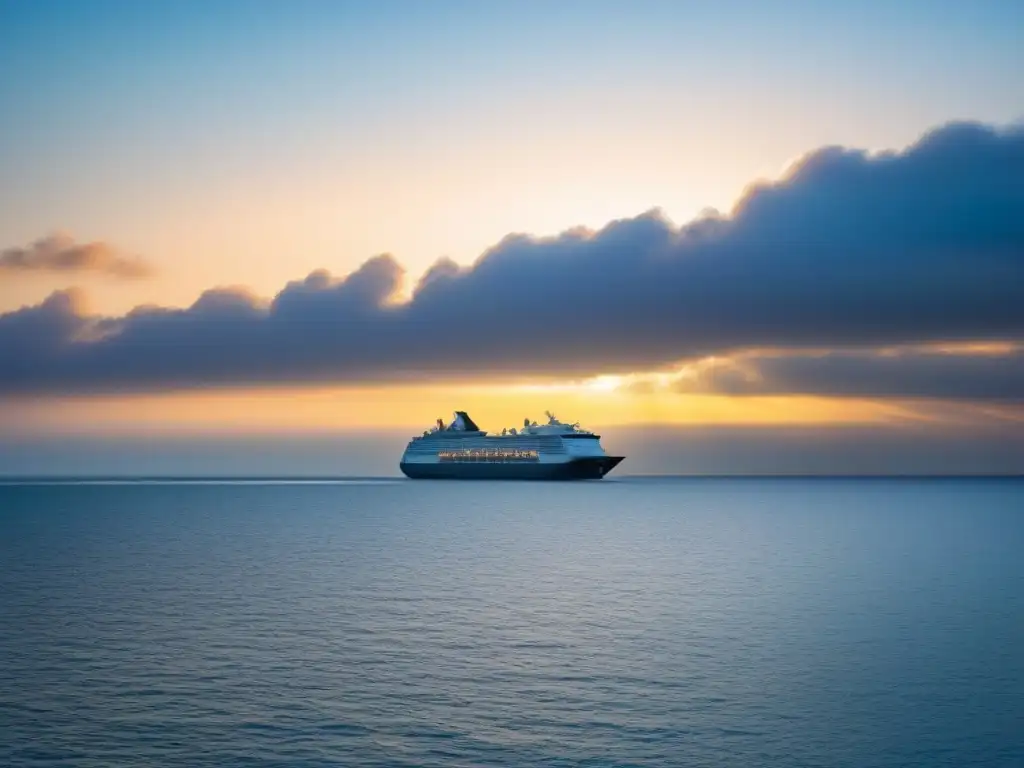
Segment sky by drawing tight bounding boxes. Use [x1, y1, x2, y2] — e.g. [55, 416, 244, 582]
[1, 0, 1022, 475]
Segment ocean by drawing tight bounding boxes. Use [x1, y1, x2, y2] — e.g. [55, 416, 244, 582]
[0, 477, 1021, 767]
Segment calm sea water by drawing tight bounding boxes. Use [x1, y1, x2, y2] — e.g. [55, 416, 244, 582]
[0, 478, 1021, 767]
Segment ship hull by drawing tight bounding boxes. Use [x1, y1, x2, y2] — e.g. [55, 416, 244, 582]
[400, 456, 624, 480]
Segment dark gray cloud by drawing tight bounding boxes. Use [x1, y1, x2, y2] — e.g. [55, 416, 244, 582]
[0, 234, 152, 279]
[1, 120, 1023, 396]
[673, 347, 1024, 402]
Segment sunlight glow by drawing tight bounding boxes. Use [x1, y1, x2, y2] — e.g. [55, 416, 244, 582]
[0, 384, 915, 438]
[584, 375, 623, 393]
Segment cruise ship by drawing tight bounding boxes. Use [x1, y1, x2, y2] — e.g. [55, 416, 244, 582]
[400, 411, 625, 480]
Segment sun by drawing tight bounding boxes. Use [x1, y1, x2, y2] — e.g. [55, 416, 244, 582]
[584, 375, 623, 393]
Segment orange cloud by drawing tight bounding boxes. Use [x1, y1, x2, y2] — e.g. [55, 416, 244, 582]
[0, 233, 152, 279]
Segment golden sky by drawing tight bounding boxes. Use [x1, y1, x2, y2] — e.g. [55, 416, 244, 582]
[1, 2, 1021, 448]
[0, 382, 973, 440]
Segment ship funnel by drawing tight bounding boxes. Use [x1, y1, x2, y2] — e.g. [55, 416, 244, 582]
[453, 411, 481, 432]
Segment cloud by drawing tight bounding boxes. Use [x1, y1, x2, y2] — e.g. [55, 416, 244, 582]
[1, 120, 1023, 396]
[664, 346, 1024, 402]
[0, 234, 152, 279]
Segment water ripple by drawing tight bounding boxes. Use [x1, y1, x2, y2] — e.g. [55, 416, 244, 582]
[1, 479, 1022, 766]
